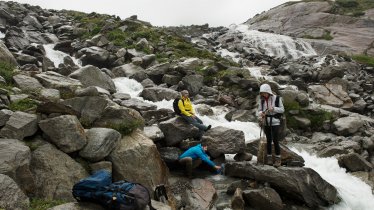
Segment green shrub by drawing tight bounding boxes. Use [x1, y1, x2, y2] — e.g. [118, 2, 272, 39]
[30, 198, 66, 210]
[108, 120, 144, 136]
[352, 54, 374, 67]
[336, 0, 359, 7]
[0, 61, 16, 84]
[9, 98, 38, 111]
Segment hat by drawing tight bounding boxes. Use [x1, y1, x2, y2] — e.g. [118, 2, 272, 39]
[259, 84, 273, 95]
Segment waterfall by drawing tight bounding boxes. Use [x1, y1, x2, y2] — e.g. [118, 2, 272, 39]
[114, 77, 374, 210]
[0, 31, 5, 39]
[227, 24, 317, 59]
[43, 44, 82, 67]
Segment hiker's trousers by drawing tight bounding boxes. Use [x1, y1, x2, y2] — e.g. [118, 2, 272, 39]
[181, 115, 207, 138]
[264, 125, 280, 156]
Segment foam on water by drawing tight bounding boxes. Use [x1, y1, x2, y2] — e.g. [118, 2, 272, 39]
[43, 44, 81, 67]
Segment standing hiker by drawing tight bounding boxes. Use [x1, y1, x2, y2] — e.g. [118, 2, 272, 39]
[177, 90, 211, 140]
[179, 143, 221, 178]
[258, 84, 284, 167]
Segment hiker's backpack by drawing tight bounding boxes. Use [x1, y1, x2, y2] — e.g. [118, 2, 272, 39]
[72, 170, 153, 210]
[261, 95, 287, 140]
[173, 98, 184, 116]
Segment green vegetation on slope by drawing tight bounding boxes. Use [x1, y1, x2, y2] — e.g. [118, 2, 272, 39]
[0, 61, 16, 84]
[330, 0, 374, 16]
[352, 54, 374, 67]
[65, 10, 239, 66]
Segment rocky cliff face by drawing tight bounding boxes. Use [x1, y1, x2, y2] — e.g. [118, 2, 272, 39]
[244, 1, 374, 56]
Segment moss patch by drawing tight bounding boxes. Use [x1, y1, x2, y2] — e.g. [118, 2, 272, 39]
[30, 198, 66, 210]
[352, 54, 374, 67]
[330, 0, 374, 16]
[107, 120, 144, 136]
[9, 98, 38, 111]
[0, 61, 16, 84]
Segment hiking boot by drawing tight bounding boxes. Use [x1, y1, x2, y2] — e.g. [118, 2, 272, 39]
[205, 125, 212, 132]
[265, 155, 273, 166]
[274, 156, 281, 167]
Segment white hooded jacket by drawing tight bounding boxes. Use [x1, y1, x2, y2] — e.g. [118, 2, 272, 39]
[257, 84, 285, 126]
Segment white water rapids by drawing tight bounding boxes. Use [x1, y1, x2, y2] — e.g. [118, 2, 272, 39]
[44, 34, 374, 210]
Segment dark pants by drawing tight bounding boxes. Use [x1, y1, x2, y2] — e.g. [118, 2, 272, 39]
[264, 125, 280, 156]
[179, 157, 202, 177]
[181, 115, 207, 139]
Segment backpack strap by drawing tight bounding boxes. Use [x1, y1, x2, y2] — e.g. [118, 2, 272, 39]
[275, 95, 280, 107]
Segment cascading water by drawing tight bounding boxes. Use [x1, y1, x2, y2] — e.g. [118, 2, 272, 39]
[43, 44, 82, 67]
[0, 31, 5, 39]
[219, 24, 317, 60]
[114, 77, 374, 210]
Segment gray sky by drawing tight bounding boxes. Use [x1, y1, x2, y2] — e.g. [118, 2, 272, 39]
[9, 0, 295, 27]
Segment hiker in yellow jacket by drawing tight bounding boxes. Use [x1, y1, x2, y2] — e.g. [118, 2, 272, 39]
[178, 90, 211, 140]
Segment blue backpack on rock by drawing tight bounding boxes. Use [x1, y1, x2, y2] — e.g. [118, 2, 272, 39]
[72, 170, 154, 210]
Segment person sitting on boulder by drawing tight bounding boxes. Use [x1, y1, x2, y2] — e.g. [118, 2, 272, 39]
[258, 83, 284, 167]
[179, 142, 221, 178]
[178, 90, 211, 140]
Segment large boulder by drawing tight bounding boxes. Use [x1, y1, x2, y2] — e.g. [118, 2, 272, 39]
[244, 1, 374, 56]
[0, 111, 38, 140]
[308, 84, 352, 109]
[0, 109, 13, 126]
[181, 178, 217, 210]
[69, 65, 116, 93]
[146, 62, 171, 84]
[0, 41, 17, 65]
[111, 63, 145, 78]
[338, 153, 373, 172]
[181, 74, 204, 96]
[140, 87, 179, 102]
[0, 138, 34, 195]
[0, 174, 29, 210]
[61, 96, 110, 126]
[34, 71, 82, 96]
[242, 187, 283, 210]
[203, 126, 245, 158]
[79, 128, 121, 162]
[13, 74, 43, 91]
[93, 105, 145, 131]
[333, 116, 364, 136]
[79, 46, 110, 68]
[120, 98, 157, 112]
[108, 130, 169, 192]
[159, 117, 199, 146]
[225, 162, 338, 208]
[38, 115, 87, 153]
[30, 143, 89, 201]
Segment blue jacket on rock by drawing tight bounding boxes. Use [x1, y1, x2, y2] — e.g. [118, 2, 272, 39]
[179, 144, 216, 167]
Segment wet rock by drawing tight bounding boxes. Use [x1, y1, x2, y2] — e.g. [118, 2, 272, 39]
[338, 153, 373, 172]
[242, 187, 283, 210]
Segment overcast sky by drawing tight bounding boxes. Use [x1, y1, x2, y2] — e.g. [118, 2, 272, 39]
[9, 0, 296, 27]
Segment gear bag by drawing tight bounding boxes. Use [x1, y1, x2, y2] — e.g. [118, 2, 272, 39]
[173, 98, 184, 116]
[72, 170, 153, 210]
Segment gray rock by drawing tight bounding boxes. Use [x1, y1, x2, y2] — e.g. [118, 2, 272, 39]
[34, 71, 82, 96]
[0, 41, 18, 65]
[333, 116, 364, 136]
[0, 174, 29, 210]
[0, 109, 13, 127]
[108, 130, 169, 192]
[79, 46, 109, 67]
[195, 104, 214, 116]
[141, 108, 174, 126]
[181, 74, 204, 96]
[0, 111, 38, 140]
[231, 188, 245, 210]
[39, 88, 60, 102]
[38, 115, 87, 153]
[338, 153, 373, 172]
[242, 187, 283, 210]
[225, 109, 254, 122]
[143, 125, 164, 141]
[112, 92, 131, 100]
[225, 162, 338, 208]
[318, 146, 348, 158]
[204, 126, 245, 158]
[112, 63, 145, 78]
[159, 117, 199, 146]
[47, 202, 105, 210]
[182, 178, 217, 210]
[30, 143, 89, 201]
[146, 62, 171, 84]
[120, 98, 157, 112]
[69, 65, 116, 93]
[162, 74, 182, 86]
[79, 128, 121, 162]
[0, 138, 34, 195]
[293, 116, 311, 128]
[140, 87, 179, 102]
[158, 147, 182, 165]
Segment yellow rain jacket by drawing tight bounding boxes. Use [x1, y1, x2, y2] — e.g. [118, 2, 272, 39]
[178, 97, 194, 116]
